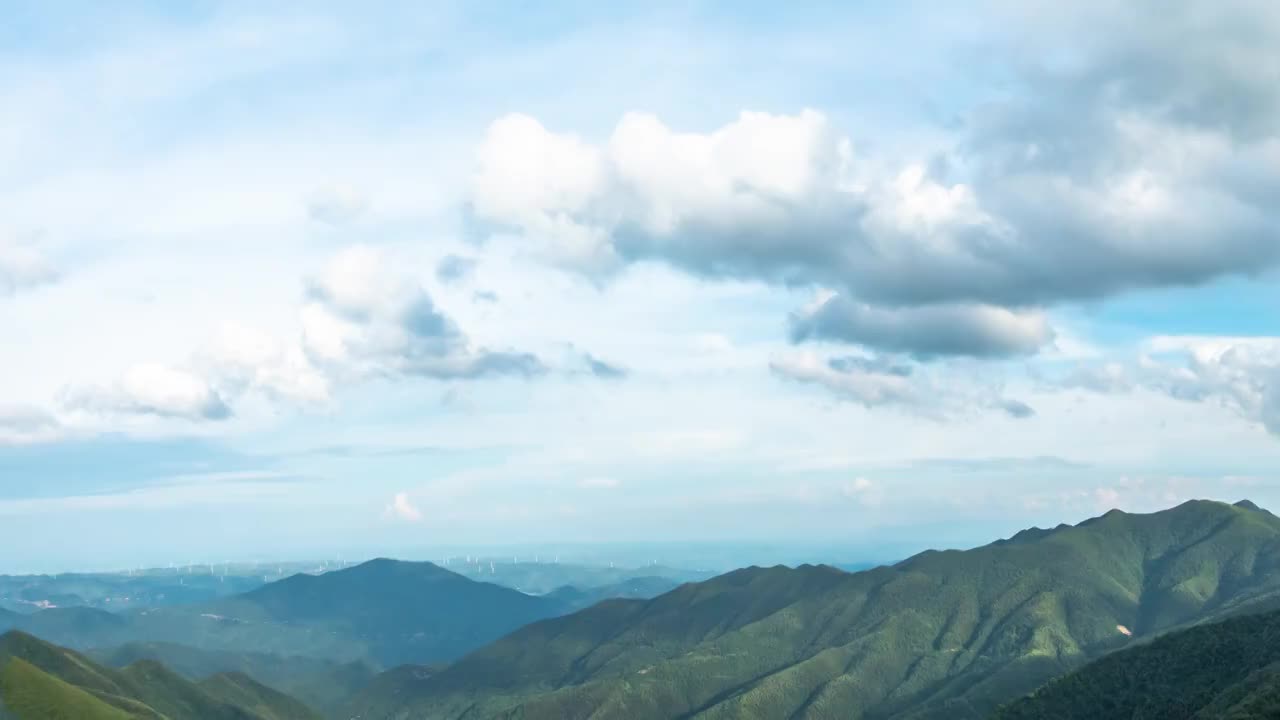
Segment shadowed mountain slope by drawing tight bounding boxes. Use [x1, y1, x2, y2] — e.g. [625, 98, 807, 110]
[996, 604, 1280, 719]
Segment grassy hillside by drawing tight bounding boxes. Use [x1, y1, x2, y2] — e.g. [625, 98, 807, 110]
[345, 499, 1280, 720]
[0, 631, 318, 720]
[996, 605, 1280, 719]
[0, 658, 142, 720]
[92, 642, 375, 711]
[198, 672, 320, 720]
[10, 559, 569, 667]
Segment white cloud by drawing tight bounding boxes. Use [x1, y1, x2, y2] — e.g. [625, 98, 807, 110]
[0, 405, 62, 445]
[842, 476, 885, 507]
[64, 363, 232, 421]
[468, 14, 1280, 359]
[1058, 336, 1280, 435]
[385, 491, 423, 522]
[300, 245, 545, 381]
[56, 245, 547, 423]
[770, 351, 920, 408]
[579, 476, 621, 489]
[204, 322, 331, 406]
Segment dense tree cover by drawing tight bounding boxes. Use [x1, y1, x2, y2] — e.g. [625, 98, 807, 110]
[344, 500, 1280, 719]
[996, 606, 1280, 719]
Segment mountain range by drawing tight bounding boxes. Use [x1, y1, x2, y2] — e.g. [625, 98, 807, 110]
[7, 499, 1280, 719]
[0, 630, 318, 719]
[342, 499, 1280, 719]
[0, 559, 570, 668]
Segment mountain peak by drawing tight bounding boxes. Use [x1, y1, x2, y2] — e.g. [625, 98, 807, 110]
[1234, 499, 1264, 512]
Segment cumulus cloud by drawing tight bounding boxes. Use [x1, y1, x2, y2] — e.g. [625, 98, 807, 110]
[1058, 337, 1280, 435]
[62, 246, 543, 423]
[64, 363, 233, 421]
[771, 350, 1036, 419]
[0, 237, 58, 297]
[384, 491, 422, 522]
[203, 322, 331, 407]
[468, 5, 1280, 357]
[770, 352, 920, 408]
[300, 245, 545, 380]
[790, 293, 1052, 358]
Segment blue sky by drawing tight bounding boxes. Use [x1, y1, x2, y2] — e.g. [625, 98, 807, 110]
[2, 1, 1279, 572]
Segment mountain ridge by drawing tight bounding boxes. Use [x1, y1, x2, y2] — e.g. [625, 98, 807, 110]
[0, 629, 319, 719]
[344, 499, 1280, 719]
[3, 559, 570, 668]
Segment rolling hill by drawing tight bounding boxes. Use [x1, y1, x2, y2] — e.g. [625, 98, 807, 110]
[543, 576, 690, 611]
[343, 499, 1280, 720]
[91, 642, 375, 712]
[6, 559, 570, 668]
[0, 630, 318, 719]
[995, 603, 1280, 719]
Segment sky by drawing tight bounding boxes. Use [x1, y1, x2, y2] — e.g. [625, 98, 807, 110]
[2, 0, 1279, 572]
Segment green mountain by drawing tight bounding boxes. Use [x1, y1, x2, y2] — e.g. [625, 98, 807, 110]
[344, 499, 1280, 720]
[92, 642, 375, 711]
[0, 657, 144, 720]
[543, 576, 689, 611]
[1, 607, 131, 644]
[0, 630, 319, 720]
[995, 604, 1280, 719]
[7, 559, 569, 668]
[197, 673, 319, 720]
[200, 558, 566, 666]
